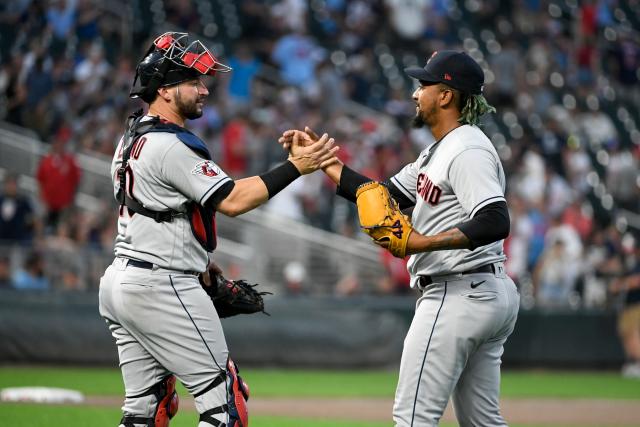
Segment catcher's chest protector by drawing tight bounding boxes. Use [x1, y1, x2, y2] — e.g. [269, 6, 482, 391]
[118, 111, 218, 251]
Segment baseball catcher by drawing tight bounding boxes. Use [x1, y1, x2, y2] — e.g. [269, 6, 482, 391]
[99, 31, 339, 427]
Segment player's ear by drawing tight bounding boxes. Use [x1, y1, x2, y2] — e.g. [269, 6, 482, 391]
[438, 89, 453, 108]
[157, 86, 173, 103]
[438, 88, 454, 108]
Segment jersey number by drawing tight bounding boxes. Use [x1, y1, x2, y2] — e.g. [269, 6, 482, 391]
[131, 137, 147, 159]
[118, 137, 146, 217]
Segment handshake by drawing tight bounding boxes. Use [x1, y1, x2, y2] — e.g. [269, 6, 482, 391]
[277, 126, 342, 175]
[277, 127, 413, 259]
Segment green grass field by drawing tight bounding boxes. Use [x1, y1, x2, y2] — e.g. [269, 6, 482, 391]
[1, 366, 639, 426]
[2, 366, 639, 399]
[0, 404, 393, 427]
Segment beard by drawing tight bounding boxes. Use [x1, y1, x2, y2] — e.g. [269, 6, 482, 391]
[411, 105, 436, 129]
[175, 91, 204, 120]
[411, 113, 426, 128]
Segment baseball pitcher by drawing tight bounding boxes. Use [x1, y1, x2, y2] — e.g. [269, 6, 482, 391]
[282, 51, 520, 426]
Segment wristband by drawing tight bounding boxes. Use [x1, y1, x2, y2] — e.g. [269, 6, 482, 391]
[259, 160, 301, 199]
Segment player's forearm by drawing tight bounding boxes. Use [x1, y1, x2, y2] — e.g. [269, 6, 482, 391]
[406, 228, 472, 254]
[323, 162, 343, 185]
[218, 158, 308, 216]
[216, 176, 269, 217]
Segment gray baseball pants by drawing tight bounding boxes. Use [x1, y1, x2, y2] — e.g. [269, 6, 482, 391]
[393, 262, 520, 426]
[99, 257, 229, 426]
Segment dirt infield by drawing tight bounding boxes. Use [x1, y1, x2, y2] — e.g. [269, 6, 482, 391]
[86, 395, 640, 425]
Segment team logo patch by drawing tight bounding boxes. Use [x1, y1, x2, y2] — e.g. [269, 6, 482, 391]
[192, 160, 220, 177]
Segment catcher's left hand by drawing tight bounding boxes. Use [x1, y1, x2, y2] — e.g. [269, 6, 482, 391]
[356, 181, 413, 258]
[200, 264, 271, 318]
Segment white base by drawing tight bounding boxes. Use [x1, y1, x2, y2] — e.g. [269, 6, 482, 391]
[0, 387, 85, 403]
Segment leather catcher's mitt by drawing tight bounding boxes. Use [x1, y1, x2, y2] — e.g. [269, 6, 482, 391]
[356, 181, 413, 258]
[201, 271, 271, 318]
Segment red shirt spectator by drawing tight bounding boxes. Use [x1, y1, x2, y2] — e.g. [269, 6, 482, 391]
[378, 250, 411, 294]
[221, 118, 249, 178]
[580, 2, 597, 36]
[36, 130, 81, 215]
[561, 201, 593, 242]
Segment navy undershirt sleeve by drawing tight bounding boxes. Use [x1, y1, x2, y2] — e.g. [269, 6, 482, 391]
[456, 201, 510, 250]
[336, 165, 372, 202]
[336, 165, 415, 210]
[382, 180, 415, 210]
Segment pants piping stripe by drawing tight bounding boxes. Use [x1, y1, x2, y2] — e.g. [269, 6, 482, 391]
[410, 281, 447, 427]
[169, 275, 223, 373]
[169, 276, 231, 422]
[169, 275, 229, 420]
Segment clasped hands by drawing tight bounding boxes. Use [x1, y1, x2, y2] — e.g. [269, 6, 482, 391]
[278, 126, 420, 257]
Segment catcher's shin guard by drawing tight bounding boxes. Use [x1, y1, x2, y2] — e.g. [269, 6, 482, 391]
[154, 375, 179, 427]
[227, 358, 250, 427]
[120, 375, 179, 427]
[197, 359, 249, 427]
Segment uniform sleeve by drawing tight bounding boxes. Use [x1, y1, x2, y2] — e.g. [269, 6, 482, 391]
[389, 152, 424, 204]
[448, 148, 505, 218]
[161, 142, 233, 206]
[457, 201, 510, 249]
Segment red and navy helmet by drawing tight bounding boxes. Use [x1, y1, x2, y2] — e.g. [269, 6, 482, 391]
[130, 32, 231, 103]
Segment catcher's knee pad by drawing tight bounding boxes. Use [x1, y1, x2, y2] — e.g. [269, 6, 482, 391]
[196, 358, 249, 427]
[120, 375, 179, 427]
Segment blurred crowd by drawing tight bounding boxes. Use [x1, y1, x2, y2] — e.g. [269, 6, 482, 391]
[0, 0, 639, 314]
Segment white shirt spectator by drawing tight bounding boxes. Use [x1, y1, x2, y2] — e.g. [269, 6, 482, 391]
[516, 150, 546, 204]
[578, 111, 617, 144]
[386, 0, 430, 40]
[74, 44, 111, 95]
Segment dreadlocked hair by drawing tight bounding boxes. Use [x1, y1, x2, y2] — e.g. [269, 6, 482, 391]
[437, 83, 496, 126]
[458, 94, 496, 126]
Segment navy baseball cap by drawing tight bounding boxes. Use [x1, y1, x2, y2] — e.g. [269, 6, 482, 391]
[404, 50, 485, 95]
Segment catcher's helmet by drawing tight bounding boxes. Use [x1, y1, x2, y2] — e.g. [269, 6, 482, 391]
[130, 32, 231, 103]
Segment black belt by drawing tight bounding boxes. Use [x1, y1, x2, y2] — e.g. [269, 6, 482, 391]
[125, 258, 200, 276]
[420, 264, 495, 287]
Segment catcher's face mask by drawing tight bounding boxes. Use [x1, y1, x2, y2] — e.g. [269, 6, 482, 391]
[153, 32, 231, 77]
[130, 32, 232, 102]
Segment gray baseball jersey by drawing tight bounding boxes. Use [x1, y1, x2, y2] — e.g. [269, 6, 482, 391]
[388, 124, 519, 427]
[390, 124, 507, 286]
[110, 118, 232, 272]
[101, 117, 233, 426]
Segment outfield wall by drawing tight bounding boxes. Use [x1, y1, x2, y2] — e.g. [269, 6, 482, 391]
[0, 290, 625, 368]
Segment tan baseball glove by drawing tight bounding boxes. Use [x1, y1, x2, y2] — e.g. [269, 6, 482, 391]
[356, 182, 413, 258]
